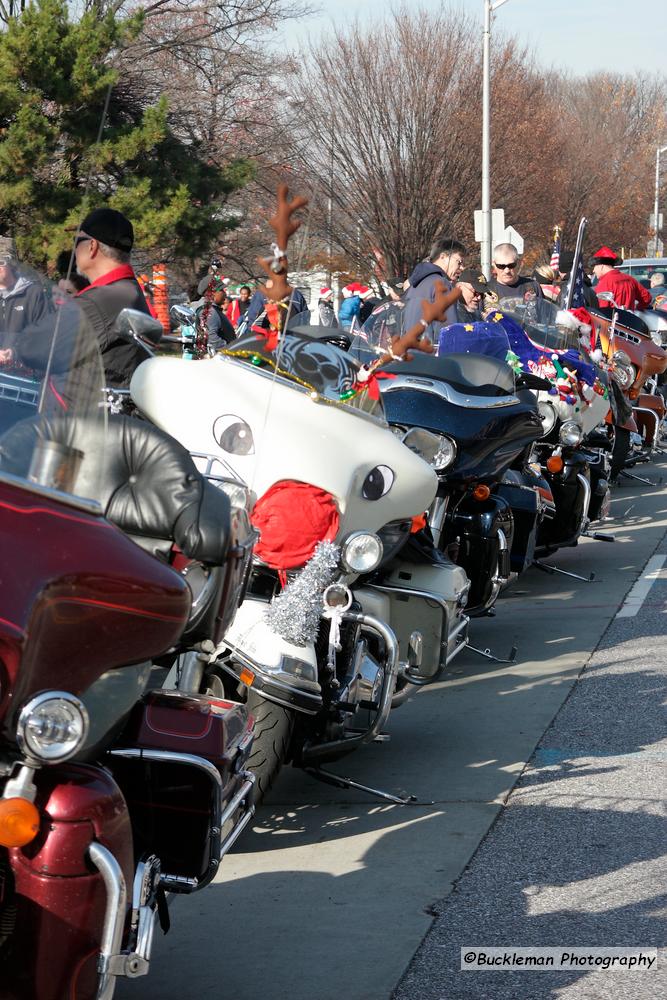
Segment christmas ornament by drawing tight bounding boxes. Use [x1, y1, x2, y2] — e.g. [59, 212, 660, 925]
[266, 541, 341, 646]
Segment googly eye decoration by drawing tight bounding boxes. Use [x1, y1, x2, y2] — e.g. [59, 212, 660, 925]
[213, 414, 255, 455]
[362, 465, 395, 500]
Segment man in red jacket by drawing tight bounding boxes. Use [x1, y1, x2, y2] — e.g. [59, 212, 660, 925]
[591, 246, 652, 311]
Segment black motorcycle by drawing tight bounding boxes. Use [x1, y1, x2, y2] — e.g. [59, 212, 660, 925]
[495, 297, 615, 571]
[351, 306, 544, 617]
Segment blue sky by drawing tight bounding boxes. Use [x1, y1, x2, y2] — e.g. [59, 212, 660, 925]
[289, 0, 665, 75]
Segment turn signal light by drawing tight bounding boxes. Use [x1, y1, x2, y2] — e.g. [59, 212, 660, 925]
[410, 513, 427, 533]
[546, 456, 564, 474]
[239, 667, 256, 687]
[472, 484, 491, 502]
[0, 797, 40, 848]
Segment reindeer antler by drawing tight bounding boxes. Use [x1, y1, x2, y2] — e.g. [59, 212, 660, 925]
[256, 184, 309, 302]
[377, 280, 461, 364]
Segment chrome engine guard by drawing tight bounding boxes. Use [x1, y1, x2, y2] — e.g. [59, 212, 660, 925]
[92, 754, 255, 998]
[299, 611, 399, 766]
[363, 582, 470, 686]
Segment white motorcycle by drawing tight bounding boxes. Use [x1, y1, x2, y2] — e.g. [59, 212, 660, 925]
[128, 318, 471, 803]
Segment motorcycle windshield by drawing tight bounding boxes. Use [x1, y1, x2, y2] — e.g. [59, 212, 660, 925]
[350, 300, 406, 368]
[354, 301, 517, 395]
[224, 328, 386, 421]
[436, 320, 516, 395]
[0, 270, 107, 507]
[493, 294, 610, 431]
[498, 295, 582, 356]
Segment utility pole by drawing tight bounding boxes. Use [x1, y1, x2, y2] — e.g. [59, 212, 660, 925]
[653, 145, 667, 257]
[481, 0, 511, 277]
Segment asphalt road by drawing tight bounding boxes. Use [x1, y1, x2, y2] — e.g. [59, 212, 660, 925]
[117, 458, 667, 1000]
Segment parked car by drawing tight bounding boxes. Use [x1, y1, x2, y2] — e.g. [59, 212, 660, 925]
[616, 257, 667, 286]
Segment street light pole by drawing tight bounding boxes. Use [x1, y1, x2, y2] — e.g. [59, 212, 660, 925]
[653, 144, 667, 257]
[481, 0, 510, 278]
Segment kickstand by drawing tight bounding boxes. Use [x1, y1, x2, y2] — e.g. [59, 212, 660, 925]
[533, 559, 595, 582]
[303, 766, 422, 805]
[582, 529, 615, 543]
[466, 642, 518, 665]
[620, 470, 654, 486]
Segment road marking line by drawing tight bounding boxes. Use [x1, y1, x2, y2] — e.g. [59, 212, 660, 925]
[616, 554, 667, 618]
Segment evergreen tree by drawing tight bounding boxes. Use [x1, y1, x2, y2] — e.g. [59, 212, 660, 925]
[0, 0, 254, 269]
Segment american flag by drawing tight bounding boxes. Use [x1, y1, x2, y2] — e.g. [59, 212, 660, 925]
[549, 232, 561, 271]
[563, 217, 588, 310]
[563, 253, 586, 309]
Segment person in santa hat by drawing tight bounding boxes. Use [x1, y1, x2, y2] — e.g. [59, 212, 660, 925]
[591, 246, 652, 311]
[338, 284, 362, 330]
[317, 286, 339, 328]
[358, 286, 383, 325]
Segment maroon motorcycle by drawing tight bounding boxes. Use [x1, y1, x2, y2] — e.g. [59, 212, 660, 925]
[0, 300, 256, 998]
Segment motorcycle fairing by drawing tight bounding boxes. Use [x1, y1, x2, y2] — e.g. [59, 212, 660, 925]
[0, 479, 191, 736]
[130, 354, 438, 539]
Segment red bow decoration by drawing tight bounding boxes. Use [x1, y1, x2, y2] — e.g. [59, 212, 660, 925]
[259, 328, 280, 352]
[354, 369, 396, 400]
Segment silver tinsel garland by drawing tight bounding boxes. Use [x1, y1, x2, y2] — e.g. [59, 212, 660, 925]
[266, 541, 340, 645]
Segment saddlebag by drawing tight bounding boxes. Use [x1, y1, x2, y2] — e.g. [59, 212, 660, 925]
[107, 690, 253, 893]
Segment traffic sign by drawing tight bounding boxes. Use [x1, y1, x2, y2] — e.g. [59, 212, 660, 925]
[503, 225, 524, 255]
[474, 208, 505, 248]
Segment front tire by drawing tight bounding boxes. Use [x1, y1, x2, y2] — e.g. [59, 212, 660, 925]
[245, 689, 295, 806]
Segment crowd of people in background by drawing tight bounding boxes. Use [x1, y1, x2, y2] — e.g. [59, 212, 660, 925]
[1, 201, 666, 399]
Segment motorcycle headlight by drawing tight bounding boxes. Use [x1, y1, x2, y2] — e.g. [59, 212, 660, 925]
[17, 692, 89, 763]
[537, 400, 557, 437]
[613, 362, 636, 390]
[340, 531, 383, 574]
[559, 420, 583, 447]
[400, 428, 457, 471]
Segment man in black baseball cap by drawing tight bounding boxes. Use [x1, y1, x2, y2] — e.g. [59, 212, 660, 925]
[78, 208, 135, 252]
[73, 207, 153, 387]
[454, 267, 495, 323]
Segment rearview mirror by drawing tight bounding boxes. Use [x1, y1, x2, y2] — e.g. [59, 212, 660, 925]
[596, 291, 618, 308]
[170, 304, 196, 326]
[115, 308, 164, 347]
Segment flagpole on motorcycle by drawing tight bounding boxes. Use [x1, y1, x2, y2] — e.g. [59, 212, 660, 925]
[564, 216, 588, 311]
[481, 0, 511, 278]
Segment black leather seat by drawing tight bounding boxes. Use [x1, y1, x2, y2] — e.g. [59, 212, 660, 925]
[0, 414, 231, 565]
[385, 352, 515, 397]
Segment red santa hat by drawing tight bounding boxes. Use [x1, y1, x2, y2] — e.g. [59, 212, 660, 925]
[358, 286, 374, 300]
[591, 246, 622, 266]
[319, 286, 333, 300]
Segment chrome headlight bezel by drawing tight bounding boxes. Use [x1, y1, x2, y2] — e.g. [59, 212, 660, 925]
[614, 362, 636, 389]
[400, 427, 457, 471]
[559, 420, 583, 447]
[537, 400, 557, 438]
[17, 691, 89, 764]
[340, 531, 384, 574]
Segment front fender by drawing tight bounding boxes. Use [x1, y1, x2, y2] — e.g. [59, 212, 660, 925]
[223, 599, 321, 714]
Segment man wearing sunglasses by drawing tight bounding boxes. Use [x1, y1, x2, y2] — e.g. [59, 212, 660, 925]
[488, 243, 541, 302]
[73, 208, 153, 387]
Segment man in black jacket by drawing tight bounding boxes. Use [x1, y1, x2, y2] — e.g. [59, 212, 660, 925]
[71, 208, 152, 387]
[403, 237, 466, 338]
[0, 237, 51, 355]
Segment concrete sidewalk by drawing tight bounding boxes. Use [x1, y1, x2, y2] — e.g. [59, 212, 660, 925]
[393, 535, 667, 999]
[117, 464, 667, 1000]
